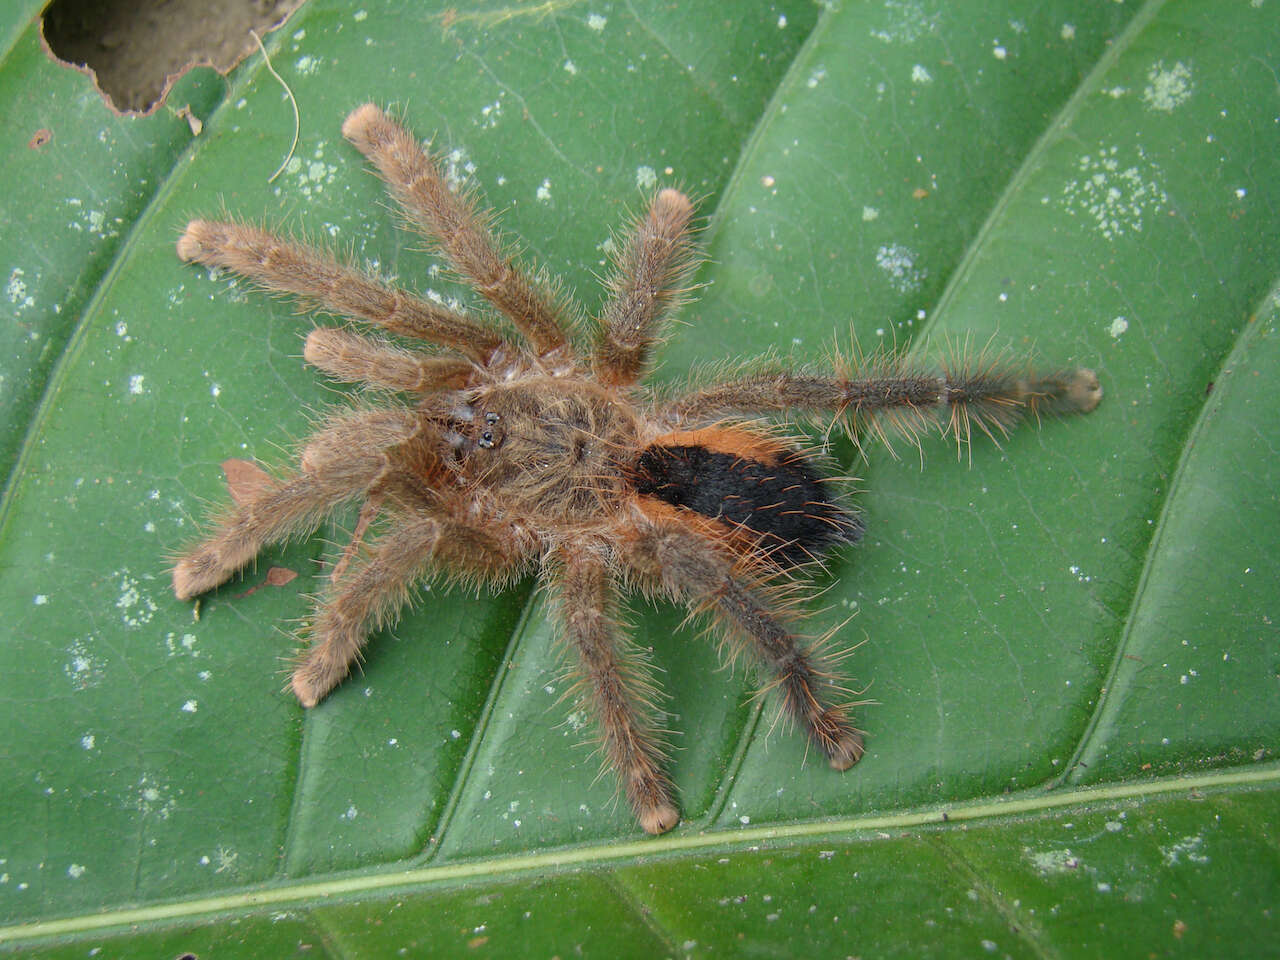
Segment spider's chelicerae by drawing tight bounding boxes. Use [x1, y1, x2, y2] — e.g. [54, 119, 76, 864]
[173, 103, 1102, 835]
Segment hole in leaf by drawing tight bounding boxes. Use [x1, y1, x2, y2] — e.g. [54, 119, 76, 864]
[41, 0, 302, 114]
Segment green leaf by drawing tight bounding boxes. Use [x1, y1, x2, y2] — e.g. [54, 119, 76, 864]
[3, 0, 1277, 955]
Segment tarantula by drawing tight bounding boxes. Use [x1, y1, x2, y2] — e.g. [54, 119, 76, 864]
[172, 103, 1102, 835]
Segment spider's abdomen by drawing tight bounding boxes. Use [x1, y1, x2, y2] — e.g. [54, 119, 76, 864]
[628, 427, 861, 567]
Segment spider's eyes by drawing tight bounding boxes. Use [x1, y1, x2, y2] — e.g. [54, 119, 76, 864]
[478, 410, 501, 449]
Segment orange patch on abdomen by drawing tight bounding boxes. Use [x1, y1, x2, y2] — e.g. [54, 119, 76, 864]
[649, 424, 792, 465]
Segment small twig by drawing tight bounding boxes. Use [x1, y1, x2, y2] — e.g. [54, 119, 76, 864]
[250, 28, 300, 184]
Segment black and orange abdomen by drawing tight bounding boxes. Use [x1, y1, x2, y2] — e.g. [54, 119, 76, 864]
[627, 426, 861, 567]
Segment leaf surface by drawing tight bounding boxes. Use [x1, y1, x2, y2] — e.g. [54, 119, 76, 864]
[2, 0, 1277, 955]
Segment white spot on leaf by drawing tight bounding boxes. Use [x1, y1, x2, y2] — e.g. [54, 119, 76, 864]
[874, 243, 926, 293]
[1161, 835, 1209, 865]
[1143, 60, 1193, 112]
[6, 268, 34, 310]
[64, 638, 104, 690]
[870, 1, 938, 43]
[1060, 143, 1169, 240]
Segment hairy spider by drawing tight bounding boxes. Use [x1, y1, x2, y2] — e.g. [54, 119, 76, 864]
[172, 103, 1102, 835]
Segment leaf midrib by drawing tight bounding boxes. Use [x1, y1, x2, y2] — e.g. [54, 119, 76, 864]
[4, 766, 1275, 947]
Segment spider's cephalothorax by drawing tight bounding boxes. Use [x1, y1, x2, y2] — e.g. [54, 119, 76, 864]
[173, 104, 1102, 835]
[448, 376, 644, 524]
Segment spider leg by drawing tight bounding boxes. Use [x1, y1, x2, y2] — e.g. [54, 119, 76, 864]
[550, 542, 678, 835]
[304, 327, 475, 393]
[328, 489, 384, 585]
[342, 104, 572, 362]
[592, 188, 699, 388]
[619, 503, 864, 771]
[292, 507, 532, 708]
[172, 406, 420, 600]
[177, 219, 505, 364]
[661, 356, 1102, 453]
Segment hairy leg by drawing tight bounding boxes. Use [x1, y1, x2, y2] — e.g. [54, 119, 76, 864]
[550, 541, 678, 835]
[660, 352, 1102, 452]
[342, 103, 571, 361]
[292, 508, 532, 707]
[304, 327, 476, 393]
[172, 406, 420, 600]
[177, 219, 505, 364]
[618, 505, 863, 771]
[327, 490, 384, 586]
[592, 188, 699, 388]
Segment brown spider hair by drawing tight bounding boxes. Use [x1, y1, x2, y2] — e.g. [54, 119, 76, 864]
[172, 103, 1101, 835]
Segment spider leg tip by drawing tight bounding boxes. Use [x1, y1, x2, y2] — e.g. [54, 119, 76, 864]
[341, 102, 385, 144]
[290, 672, 322, 709]
[653, 187, 693, 215]
[175, 220, 211, 262]
[172, 557, 218, 601]
[1069, 367, 1103, 413]
[640, 802, 680, 835]
[827, 730, 865, 771]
